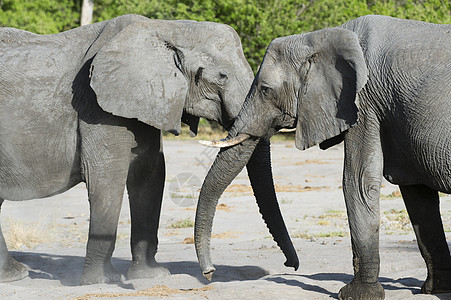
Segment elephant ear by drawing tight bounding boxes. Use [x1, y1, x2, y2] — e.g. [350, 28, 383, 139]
[90, 21, 187, 135]
[295, 28, 368, 150]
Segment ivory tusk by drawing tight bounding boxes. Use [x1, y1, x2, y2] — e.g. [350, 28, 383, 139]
[198, 133, 250, 148]
[278, 128, 296, 133]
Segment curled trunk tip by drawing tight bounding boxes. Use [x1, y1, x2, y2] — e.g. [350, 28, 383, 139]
[198, 133, 250, 148]
[203, 268, 215, 281]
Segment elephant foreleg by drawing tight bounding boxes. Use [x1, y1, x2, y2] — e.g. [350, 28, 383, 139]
[79, 122, 135, 285]
[338, 119, 385, 300]
[126, 133, 168, 279]
[399, 184, 451, 294]
[0, 199, 28, 282]
[81, 182, 125, 285]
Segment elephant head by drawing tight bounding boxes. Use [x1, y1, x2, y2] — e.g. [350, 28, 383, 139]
[229, 27, 368, 149]
[88, 16, 253, 134]
[195, 28, 368, 279]
[82, 16, 298, 280]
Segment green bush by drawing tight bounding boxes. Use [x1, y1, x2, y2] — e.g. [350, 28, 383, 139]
[1, 0, 450, 71]
[0, 0, 79, 34]
[94, 0, 451, 71]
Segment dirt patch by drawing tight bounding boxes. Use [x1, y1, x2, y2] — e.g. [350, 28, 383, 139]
[224, 184, 329, 195]
[73, 285, 213, 299]
[225, 184, 253, 194]
[182, 236, 194, 244]
[212, 231, 242, 239]
[165, 230, 182, 236]
[294, 159, 331, 165]
[181, 231, 242, 244]
[275, 184, 330, 193]
[216, 203, 232, 211]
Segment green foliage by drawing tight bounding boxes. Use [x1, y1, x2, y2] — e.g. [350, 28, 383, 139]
[1, 0, 450, 70]
[94, 0, 451, 71]
[0, 0, 79, 34]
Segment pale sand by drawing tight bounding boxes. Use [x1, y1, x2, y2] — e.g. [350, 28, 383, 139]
[0, 140, 450, 299]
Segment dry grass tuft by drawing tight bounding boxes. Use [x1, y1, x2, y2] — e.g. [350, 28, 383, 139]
[293, 230, 348, 239]
[380, 190, 402, 200]
[4, 218, 52, 250]
[169, 218, 195, 229]
[381, 209, 412, 234]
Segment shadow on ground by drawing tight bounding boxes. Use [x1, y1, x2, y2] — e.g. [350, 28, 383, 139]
[265, 273, 437, 299]
[13, 251, 451, 299]
[13, 251, 269, 286]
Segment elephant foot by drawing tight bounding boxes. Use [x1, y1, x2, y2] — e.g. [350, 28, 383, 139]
[338, 280, 385, 300]
[126, 260, 170, 280]
[422, 269, 451, 294]
[80, 263, 122, 285]
[0, 256, 29, 282]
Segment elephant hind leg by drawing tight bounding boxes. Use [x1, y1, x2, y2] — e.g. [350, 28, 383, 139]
[0, 199, 28, 282]
[400, 184, 451, 294]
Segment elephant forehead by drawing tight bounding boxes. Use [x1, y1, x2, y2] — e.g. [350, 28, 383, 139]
[266, 39, 310, 73]
[270, 35, 308, 53]
[259, 62, 284, 86]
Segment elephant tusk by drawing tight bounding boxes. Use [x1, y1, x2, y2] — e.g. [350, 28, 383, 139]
[198, 133, 250, 148]
[278, 128, 296, 133]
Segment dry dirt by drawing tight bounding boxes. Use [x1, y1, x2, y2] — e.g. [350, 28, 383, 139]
[0, 139, 450, 299]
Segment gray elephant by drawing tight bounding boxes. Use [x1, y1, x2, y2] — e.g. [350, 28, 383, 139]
[0, 14, 275, 285]
[195, 15, 451, 299]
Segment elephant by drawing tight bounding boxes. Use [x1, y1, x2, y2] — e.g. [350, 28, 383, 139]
[194, 15, 451, 299]
[0, 13, 291, 285]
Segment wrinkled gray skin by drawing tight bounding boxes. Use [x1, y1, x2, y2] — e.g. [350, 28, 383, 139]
[0, 14, 254, 284]
[195, 15, 451, 299]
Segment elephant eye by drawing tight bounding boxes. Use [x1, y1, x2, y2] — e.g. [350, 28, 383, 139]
[309, 53, 318, 63]
[219, 71, 228, 81]
[260, 85, 272, 96]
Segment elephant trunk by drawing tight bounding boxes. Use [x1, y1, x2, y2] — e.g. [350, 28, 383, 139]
[246, 139, 299, 271]
[195, 135, 299, 280]
[195, 136, 259, 280]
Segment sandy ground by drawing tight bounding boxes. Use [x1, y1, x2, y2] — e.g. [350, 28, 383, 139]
[0, 139, 450, 299]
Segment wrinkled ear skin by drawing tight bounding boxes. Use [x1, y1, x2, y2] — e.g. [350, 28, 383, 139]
[295, 28, 368, 150]
[90, 21, 188, 135]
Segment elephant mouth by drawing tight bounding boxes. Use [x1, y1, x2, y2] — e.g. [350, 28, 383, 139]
[274, 115, 297, 133]
[181, 112, 200, 137]
[221, 118, 235, 131]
